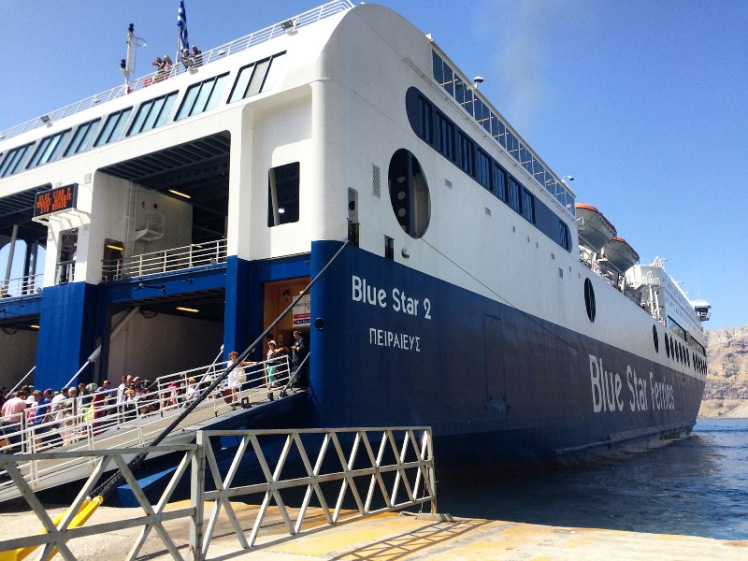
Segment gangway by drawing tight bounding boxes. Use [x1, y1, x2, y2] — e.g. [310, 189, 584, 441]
[0, 355, 297, 503]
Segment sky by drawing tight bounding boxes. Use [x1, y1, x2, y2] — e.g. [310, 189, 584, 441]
[0, 0, 746, 330]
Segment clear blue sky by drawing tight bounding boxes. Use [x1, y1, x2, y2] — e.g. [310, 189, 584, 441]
[1, 1, 746, 330]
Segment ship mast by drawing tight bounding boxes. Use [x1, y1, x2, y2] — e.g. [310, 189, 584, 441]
[120, 23, 147, 93]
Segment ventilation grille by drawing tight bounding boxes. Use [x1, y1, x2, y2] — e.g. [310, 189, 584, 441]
[372, 164, 381, 198]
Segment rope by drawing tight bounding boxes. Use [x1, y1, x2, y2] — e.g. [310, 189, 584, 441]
[92, 240, 350, 500]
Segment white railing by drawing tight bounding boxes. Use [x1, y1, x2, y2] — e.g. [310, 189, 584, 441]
[0, 426, 435, 561]
[0, 1, 355, 142]
[0, 273, 43, 298]
[102, 239, 227, 281]
[0, 356, 289, 502]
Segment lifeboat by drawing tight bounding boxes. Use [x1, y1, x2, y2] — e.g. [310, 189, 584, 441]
[602, 236, 639, 273]
[575, 203, 616, 252]
[691, 299, 712, 322]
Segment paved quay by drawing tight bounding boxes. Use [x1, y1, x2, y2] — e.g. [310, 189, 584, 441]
[2, 502, 747, 561]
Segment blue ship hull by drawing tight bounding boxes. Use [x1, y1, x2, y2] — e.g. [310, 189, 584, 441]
[303, 241, 703, 466]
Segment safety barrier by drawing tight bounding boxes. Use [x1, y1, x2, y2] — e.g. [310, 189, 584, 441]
[0, 426, 435, 561]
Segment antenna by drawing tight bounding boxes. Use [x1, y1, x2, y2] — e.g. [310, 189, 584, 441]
[121, 23, 147, 92]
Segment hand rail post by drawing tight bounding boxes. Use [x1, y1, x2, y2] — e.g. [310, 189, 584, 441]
[191, 432, 206, 561]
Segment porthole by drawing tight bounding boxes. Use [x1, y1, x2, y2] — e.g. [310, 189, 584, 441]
[388, 149, 431, 238]
[652, 326, 659, 353]
[664, 333, 670, 358]
[584, 278, 596, 322]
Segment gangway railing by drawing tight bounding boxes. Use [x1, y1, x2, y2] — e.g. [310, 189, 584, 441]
[0, 426, 435, 561]
[0, 356, 290, 502]
[102, 239, 227, 281]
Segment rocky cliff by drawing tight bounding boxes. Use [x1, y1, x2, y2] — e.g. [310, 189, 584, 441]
[698, 325, 748, 417]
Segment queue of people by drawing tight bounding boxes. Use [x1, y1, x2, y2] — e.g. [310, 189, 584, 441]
[1, 378, 157, 452]
[1, 331, 309, 453]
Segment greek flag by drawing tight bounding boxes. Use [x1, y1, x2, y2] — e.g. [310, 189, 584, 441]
[177, 1, 189, 52]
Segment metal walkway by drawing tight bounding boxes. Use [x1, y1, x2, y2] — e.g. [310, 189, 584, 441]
[0, 356, 295, 503]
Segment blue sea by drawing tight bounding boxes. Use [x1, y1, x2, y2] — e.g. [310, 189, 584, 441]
[438, 418, 748, 540]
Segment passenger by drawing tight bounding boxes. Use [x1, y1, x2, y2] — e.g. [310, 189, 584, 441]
[192, 45, 202, 66]
[180, 47, 192, 68]
[1, 390, 28, 450]
[163, 381, 180, 410]
[78, 382, 90, 407]
[265, 341, 279, 389]
[185, 377, 199, 402]
[152, 57, 166, 81]
[60, 386, 78, 445]
[117, 375, 132, 418]
[131, 377, 150, 414]
[161, 54, 173, 79]
[227, 351, 250, 404]
[29, 390, 51, 447]
[291, 330, 309, 389]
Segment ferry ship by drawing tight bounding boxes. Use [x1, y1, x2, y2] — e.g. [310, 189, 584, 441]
[0, 1, 710, 469]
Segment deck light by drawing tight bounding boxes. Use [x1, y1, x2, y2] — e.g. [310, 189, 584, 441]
[281, 19, 296, 32]
[40, 115, 51, 125]
[168, 189, 191, 199]
[176, 306, 199, 314]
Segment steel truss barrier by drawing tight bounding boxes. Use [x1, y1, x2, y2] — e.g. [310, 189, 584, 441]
[0, 426, 435, 561]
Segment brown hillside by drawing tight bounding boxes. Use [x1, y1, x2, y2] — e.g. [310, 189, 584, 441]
[698, 325, 748, 418]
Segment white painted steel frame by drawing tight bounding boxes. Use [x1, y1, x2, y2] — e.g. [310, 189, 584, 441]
[0, 426, 435, 561]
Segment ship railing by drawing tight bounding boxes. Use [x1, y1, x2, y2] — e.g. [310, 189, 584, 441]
[0, 0, 355, 142]
[0, 357, 289, 500]
[156, 356, 291, 408]
[102, 239, 227, 281]
[55, 259, 75, 285]
[0, 426, 435, 561]
[0, 273, 43, 298]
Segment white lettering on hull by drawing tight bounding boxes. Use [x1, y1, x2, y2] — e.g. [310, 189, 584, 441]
[589, 354, 675, 414]
[369, 328, 421, 352]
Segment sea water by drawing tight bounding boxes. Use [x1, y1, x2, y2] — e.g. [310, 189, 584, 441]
[438, 418, 748, 540]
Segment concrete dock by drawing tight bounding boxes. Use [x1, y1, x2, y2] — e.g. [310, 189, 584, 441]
[2, 502, 746, 560]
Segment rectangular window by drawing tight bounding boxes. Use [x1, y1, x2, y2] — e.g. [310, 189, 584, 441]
[519, 145, 534, 174]
[260, 53, 286, 93]
[228, 53, 285, 104]
[176, 74, 229, 121]
[474, 99, 491, 132]
[127, 92, 177, 136]
[385, 236, 394, 260]
[493, 163, 506, 200]
[455, 76, 474, 116]
[95, 108, 132, 147]
[521, 188, 535, 223]
[506, 131, 519, 157]
[27, 130, 71, 169]
[0, 143, 33, 177]
[432, 51, 454, 96]
[558, 221, 570, 251]
[457, 132, 474, 176]
[508, 177, 520, 212]
[476, 149, 491, 189]
[64, 119, 100, 157]
[417, 95, 433, 144]
[268, 162, 300, 227]
[435, 112, 455, 161]
[492, 116, 507, 148]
